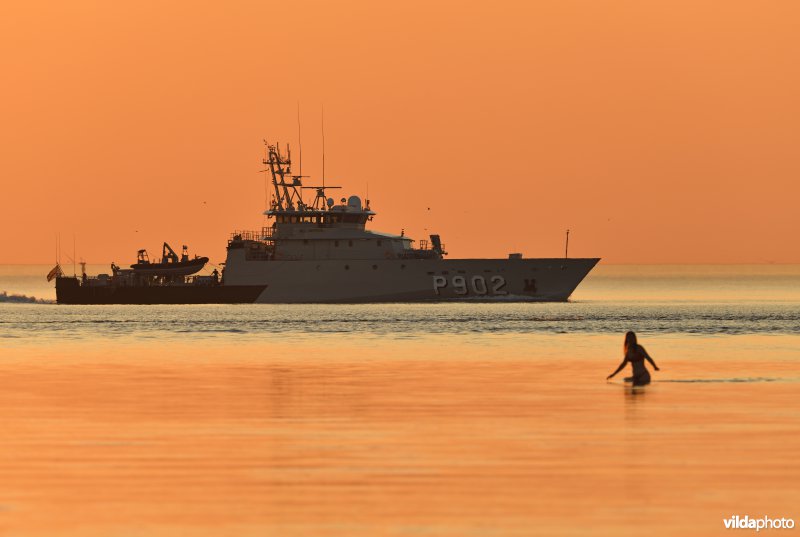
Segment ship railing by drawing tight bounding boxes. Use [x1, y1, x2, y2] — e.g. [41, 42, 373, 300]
[415, 239, 446, 253]
[77, 274, 113, 287]
[229, 228, 275, 242]
[398, 240, 447, 259]
[184, 275, 220, 286]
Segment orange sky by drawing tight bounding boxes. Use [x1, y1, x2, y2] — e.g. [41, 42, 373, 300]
[1, 1, 798, 264]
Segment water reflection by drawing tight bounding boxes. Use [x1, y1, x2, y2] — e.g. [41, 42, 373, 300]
[0, 340, 798, 536]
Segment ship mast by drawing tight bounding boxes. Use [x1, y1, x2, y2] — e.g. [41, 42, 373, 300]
[263, 141, 307, 211]
[263, 140, 344, 214]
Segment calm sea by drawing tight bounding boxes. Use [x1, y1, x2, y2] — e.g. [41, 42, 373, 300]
[0, 265, 798, 536]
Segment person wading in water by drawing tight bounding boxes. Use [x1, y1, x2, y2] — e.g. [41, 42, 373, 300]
[606, 331, 660, 386]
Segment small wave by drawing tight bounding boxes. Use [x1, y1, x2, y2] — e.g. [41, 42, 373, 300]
[658, 377, 785, 383]
[175, 328, 248, 334]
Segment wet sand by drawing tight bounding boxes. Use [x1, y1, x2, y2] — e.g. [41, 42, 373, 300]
[0, 336, 797, 536]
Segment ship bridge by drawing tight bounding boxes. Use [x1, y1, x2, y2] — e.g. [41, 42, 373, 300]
[225, 142, 445, 262]
[266, 195, 374, 228]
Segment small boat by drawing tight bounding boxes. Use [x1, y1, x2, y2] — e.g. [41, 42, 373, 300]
[53, 245, 260, 305]
[130, 242, 209, 277]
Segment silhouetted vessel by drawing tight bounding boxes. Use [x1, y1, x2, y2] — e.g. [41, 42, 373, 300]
[54, 141, 599, 304]
[55, 244, 265, 304]
[129, 243, 209, 276]
[55, 276, 266, 304]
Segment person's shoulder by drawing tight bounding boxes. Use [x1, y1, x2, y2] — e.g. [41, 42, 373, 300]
[637, 344, 649, 355]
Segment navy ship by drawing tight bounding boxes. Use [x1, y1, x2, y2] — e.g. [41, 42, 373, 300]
[54, 142, 599, 304]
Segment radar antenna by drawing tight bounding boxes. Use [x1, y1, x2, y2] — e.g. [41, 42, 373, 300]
[297, 102, 303, 177]
[301, 184, 342, 210]
[321, 104, 326, 189]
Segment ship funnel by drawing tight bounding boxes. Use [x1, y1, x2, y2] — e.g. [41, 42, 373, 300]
[430, 234, 443, 253]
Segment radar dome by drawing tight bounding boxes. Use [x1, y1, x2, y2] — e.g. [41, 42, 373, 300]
[326, 197, 335, 208]
[347, 195, 362, 210]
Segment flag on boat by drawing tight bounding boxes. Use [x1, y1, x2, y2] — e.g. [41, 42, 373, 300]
[46, 264, 63, 282]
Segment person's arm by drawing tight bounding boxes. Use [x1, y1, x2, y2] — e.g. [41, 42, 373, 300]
[607, 358, 627, 380]
[641, 346, 660, 371]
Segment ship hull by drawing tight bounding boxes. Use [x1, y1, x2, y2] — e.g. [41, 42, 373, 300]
[55, 277, 267, 305]
[224, 256, 600, 303]
[56, 258, 599, 304]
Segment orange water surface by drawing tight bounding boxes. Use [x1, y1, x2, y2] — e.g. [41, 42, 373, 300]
[0, 334, 797, 536]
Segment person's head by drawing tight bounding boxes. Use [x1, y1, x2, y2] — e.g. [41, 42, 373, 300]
[624, 331, 638, 354]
